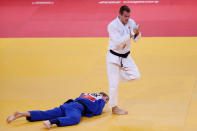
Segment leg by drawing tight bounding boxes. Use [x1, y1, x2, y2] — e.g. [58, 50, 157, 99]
[119, 55, 140, 82]
[107, 63, 120, 108]
[46, 108, 82, 127]
[6, 111, 30, 123]
[6, 107, 64, 123]
[107, 63, 128, 115]
[26, 107, 64, 122]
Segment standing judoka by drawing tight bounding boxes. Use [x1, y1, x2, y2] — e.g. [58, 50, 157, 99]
[6, 92, 109, 129]
[107, 5, 141, 115]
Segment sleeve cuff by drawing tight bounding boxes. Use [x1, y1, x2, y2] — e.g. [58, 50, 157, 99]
[133, 32, 141, 42]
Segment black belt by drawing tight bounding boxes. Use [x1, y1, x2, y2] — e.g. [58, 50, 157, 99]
[75, 100, 87, 115]
[109, 50, 130, 67]
[64, 99, 87, 115]
[110, 50, 130, 58]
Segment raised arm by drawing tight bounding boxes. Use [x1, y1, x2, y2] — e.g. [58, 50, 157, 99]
[132, 21, 141, 42]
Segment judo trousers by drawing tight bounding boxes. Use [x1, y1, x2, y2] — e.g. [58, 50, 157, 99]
[26, 102, 84, 126]
[107, 51, 141, 108]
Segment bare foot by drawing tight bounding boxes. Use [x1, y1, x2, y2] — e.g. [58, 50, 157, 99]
[6, 111, 22, 123]
[43, 120, 52, 129]
[112, 106, 128, 115]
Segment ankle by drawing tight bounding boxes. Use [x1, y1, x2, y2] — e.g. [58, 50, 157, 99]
[112, 106, 119, 111]
[23, 112, 31, 117]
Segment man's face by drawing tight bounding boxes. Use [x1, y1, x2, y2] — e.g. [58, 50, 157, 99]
[119, 11, 130, 25]
[101, 95, 109, 103]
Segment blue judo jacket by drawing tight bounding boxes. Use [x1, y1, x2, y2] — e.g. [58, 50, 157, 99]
[75, 93, 106, 117]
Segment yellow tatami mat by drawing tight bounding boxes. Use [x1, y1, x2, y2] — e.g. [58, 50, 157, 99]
[0, 37, 197, 131]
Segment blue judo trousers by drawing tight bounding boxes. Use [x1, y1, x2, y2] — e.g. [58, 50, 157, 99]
[26, 93, 106, 126]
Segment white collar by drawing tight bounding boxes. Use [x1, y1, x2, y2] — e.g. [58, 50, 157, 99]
[116, 16, 129, 27]
[116, 16, 125, 28]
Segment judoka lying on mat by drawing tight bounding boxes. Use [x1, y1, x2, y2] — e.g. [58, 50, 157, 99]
[6, 92, 109, 129]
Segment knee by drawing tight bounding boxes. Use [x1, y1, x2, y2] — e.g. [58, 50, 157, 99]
[58, 116, 80, 127]
[134, 72, 141, 80]
[128, 72, 141, 81]
[70, 115, 81, 124]
[71, 117, 81, 124]
[57, 113, 81, 127]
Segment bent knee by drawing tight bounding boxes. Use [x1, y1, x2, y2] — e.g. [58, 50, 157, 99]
[70, 116, 81, 124]
[134, 73, 141, 80]
[128, 72, 141, 81]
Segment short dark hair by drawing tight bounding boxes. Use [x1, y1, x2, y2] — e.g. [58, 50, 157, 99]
[119, 5, 130, 15]
[99, 92, 109, 99]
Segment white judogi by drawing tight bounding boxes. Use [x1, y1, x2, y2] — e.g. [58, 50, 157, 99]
[107, 17, 141, 108]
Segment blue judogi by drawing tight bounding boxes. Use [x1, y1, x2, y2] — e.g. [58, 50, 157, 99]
[26, 93, 106, 126]
[75, 93, 106, 117]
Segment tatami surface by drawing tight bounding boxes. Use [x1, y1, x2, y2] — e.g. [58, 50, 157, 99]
[0, 37, 197, 130]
